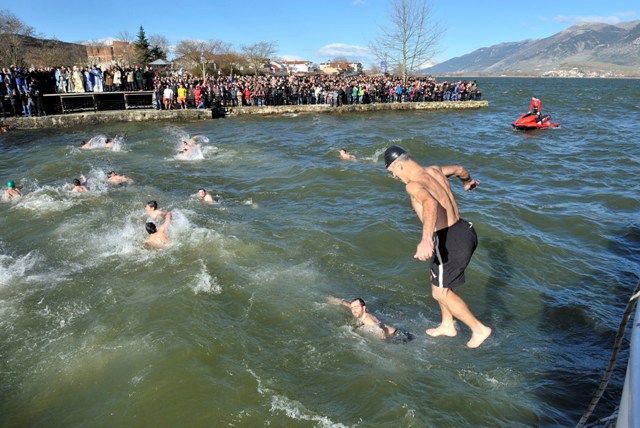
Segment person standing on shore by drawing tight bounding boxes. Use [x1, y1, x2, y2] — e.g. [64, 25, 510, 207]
[383, 145, 491, 348]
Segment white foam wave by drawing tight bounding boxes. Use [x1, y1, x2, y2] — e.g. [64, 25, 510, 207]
[12, 185, 78, 214]
[270, 395, 347, 428]
[246, 368, 346, 428]
[0, 250, 44, 287]
[190, 262, 222, 294]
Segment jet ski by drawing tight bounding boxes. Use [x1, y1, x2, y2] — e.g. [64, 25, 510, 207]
[512, 113, 559, 130]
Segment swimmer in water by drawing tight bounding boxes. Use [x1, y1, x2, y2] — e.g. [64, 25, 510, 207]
[197, 188, 215, 204]
[145, 211, 172, 247]
[327, 296, 414, 343]
[81, 137, 113, 149]
[145, 200, 167, 220]
[338, 149, 355, 160]
[107, 170, 133, 185]
[177, 141, 191, 157]
[177, 140, 201, 158]
[72, 175, 88, 192]
[2, 180, 22, 202]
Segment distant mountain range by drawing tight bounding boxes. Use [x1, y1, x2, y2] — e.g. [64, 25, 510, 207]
[425, 20, 640, 77]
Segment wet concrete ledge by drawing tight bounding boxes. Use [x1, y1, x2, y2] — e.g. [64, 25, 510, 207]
[0, 100, 488, 130]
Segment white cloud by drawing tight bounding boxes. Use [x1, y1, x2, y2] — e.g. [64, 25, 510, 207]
[553, 11, 637, 25]
[79, 37, 118, 46]
[315, 43, 373, 60]
[278, 55, 304, 62]
[419, 59, 437, 69]
[352, 0, 368, 6]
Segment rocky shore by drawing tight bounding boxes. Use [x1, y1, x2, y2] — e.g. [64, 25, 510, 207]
[0, 100, 488, 130]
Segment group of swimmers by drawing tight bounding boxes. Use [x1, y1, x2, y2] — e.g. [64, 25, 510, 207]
[6, 140, 491, 348]
[4, 133, 220, 248]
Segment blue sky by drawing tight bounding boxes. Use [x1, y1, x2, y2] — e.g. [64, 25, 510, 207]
[5, 0, 638, 67]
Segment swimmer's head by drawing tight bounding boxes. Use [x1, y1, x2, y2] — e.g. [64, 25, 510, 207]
[146, 200, 158, 210]
[7, 180, 15, 189]
[106, 138, 112, 144]
[350, 298, 366, 318]
[198, 188, 207, 197]
[107, 171, 116, 178]
[384, 145, 407, 168]
[145, 222, 157, 234]
[73, 179, 81, 186]
[351, 297, 366, 307]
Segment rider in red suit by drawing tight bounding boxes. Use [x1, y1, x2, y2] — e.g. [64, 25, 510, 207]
[528, 96, 542, 123]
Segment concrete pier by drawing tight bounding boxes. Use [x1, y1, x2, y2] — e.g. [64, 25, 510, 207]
[0, 100, 488, 130]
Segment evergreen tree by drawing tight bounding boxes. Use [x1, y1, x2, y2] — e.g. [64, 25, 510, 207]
[134, 25, 151, 65]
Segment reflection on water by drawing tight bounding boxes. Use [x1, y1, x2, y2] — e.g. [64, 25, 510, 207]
[1, 78, 639, 426]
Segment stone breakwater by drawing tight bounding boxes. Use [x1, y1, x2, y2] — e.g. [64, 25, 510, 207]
[0, 100, 488, 130]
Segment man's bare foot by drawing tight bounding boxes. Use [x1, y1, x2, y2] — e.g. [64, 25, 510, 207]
[466, 326, 492, 349]
[426, 324, 457, 338]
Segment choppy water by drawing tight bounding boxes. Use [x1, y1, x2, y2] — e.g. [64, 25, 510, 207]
[1, 77, 639, 427]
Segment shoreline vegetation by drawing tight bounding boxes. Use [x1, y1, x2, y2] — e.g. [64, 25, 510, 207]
[0, 100, 488, 130]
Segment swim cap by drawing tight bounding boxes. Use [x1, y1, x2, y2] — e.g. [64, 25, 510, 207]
[7, 180, 14, 189]
[384, 146, 407, 168]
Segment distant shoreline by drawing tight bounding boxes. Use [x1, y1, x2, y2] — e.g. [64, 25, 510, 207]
[0, 100, 489, 130]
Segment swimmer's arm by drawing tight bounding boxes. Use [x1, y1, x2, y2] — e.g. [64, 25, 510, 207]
[379, 322, 396, 337]
[158, 211, 172, 233]
[326, 296, 350, 308]
[406, 182, 437, 261]
[440, 165, 478, 192]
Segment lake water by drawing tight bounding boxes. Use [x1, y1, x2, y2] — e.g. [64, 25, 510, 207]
[1, 77, 639, 427]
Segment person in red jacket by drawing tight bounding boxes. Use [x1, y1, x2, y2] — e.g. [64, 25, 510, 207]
[243, 87, 251, 106]
[528, 96, 542, 123]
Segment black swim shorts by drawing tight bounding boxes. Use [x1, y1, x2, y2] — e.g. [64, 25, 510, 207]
[387, 328, 414, 344]
[430, 219, 478, 288]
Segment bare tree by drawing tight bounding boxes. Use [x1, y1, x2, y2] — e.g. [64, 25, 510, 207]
[240, 41, 278, 75]
[174, 39, 230, 76]
[114, 31, 139, 67]
[369, 0, 443, 83]
[0, 9, 35, 66]
[28, 38, 87, 67]
[149, 34, 170, 60]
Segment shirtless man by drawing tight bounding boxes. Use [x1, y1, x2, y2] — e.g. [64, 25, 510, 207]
[145, 200, 167, 220]
[338, 149, 354, 160]
[145, 211, 172, 247]
[107, 171, 133, 185]
[328, 296, 413, 343]
[384, 145, 491, 348]
[81, 137, 113, 149]
[197, 188, 215, 204]
[72, 175, 88, 192]
[3, 181, 22, 202]
[177, 141, 191, 157]
[178, 140, 201, 158]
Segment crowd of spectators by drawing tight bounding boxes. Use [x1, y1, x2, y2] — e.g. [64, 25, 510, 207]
[152, 73, 480, 111]
[0, 64, 481, 117]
